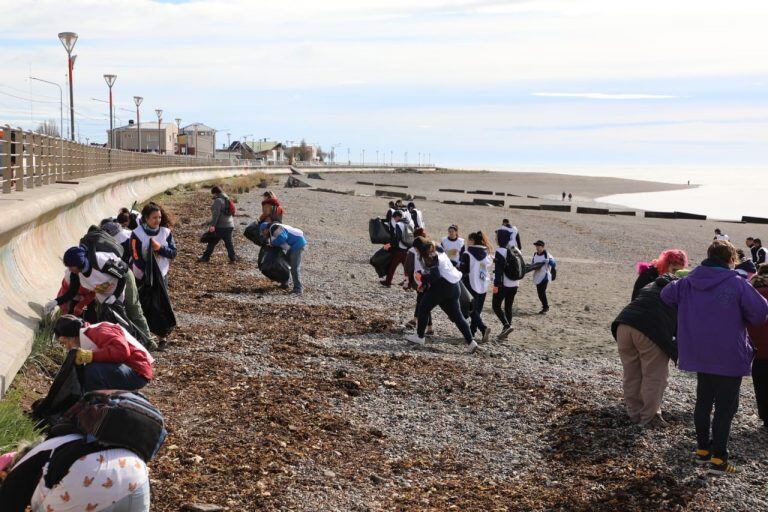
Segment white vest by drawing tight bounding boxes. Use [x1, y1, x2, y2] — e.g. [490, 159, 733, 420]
[466, 248, 492, 294]
[79, 323, 154, 365]
[411, 209, 425, 229]
[531, 251, 553, 285]
[495, 247, 521, 288]
[408, 247, 424, 278]
[114, 228, 132, 245]
[441, 236, 464, 263]
[500, 225, 519, 248]
[79, 252, 124, 304]
[436, 252, 463, 284]
[132, 224, 171, 279]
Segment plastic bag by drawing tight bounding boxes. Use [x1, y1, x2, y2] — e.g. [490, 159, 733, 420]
[260, 246, 291, 283]
[459, 281, 474, 319]
[31, 349, 83, 427]
[138, 250, 177, 338]
[244, 221, 266, 246]
[369, 218, 391, 244]
[370, 248, 393, 278]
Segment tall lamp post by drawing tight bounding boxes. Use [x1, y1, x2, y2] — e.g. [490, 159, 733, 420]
[175, 118, 182, 154]
[133, 96, 143, 152]
[103, 74, 117, 149]
[57, 32, 78, 141]
[155, 109, 163, 153]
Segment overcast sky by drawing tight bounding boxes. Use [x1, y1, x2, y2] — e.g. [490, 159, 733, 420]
[1, 0, 767, 167]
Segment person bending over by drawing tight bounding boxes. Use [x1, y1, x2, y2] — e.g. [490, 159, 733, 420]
[268, 222, 308, 294]
[632, 249, 688, 300]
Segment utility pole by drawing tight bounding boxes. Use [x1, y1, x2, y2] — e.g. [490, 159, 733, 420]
[58, 32, 78, 141]
[133, 96, 143, 152]
[103, 74, 116, 149]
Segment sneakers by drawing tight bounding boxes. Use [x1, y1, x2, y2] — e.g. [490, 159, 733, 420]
[497, 325, 514, 340]
[481, 328, 491, 344]
[538, 307, 550, 315]
[708, 457, 738, 476]
[467, 340, 478, 354]
[196, 256, 209, 263]
[290, 288, 303, 295]
[279, 283, 290, 290]
[379, 279, 391, 288]
[405, 333, 425, 346]
[693, 448, 711, 465]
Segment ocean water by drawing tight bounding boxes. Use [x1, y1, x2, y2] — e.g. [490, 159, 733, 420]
[493, 165, 768, 221]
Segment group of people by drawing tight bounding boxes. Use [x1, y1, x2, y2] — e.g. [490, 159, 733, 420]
[613, 238, 768, 476]
[375, 200, 557, 353]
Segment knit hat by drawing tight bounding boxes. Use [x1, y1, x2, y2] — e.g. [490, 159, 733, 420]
[63, 246, 88, 269]
[101, 222, 122, 237]
[53, 314, 84, 337]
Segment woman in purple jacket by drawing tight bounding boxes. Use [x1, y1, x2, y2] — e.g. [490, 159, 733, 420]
[661, 240, 768, 476]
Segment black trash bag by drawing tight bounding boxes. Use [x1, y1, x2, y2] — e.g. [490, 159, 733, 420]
[257, 245, 267, 269]
[459, 281, 475, 319]
[244, 221, 266, 246]
[31, 349, 83, 428]
[100, 301, 153, 349]
[369, 218, 391, 244]
[370, 248, 393, 278]
[138, 249, 177, 338]
[260, 247, 291, 283]
[200, 231, 219, 244]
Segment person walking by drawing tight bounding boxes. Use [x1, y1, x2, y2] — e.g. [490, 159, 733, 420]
[404, 231, 433, 335]
[407, 202, 425, 230]
[382, 210, 410, 287]
[754, 238, 767, 266]
[612, 273, 679, 426]
[661, 241, 768, 475]
[268, 223, 307, 294]
[713, 228, 729, 241]
[440, 225, 464, 267]
[531, 240, 556, 314]
[492, 228, 522, 340]
[130, 202, 177, 284]
[632, 250, 688, 300]
[748, 265, 768, 430]
[405, 241, 477, 353]
[459, 231, 493, 343]
[498, 218, 521, 249]
[199, 186, 237, 263]
[746, 237, 758, 262]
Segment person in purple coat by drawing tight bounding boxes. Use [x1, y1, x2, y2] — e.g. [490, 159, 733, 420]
[661, 240, 768, 476]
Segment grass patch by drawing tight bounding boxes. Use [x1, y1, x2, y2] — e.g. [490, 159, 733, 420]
[0, 388, 41, 452]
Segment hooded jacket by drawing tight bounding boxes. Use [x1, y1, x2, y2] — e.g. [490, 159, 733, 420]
[661, 259, 768, 376]
[632, 265, 659, 300]
[748, 280, 768, 360]
[459, 245, 492, 294]
[612, 274, 679, 362]
[210, 193, 235, 229]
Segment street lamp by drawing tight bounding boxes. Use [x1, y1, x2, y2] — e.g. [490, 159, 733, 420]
[155, 109, 163, 153]
[58, 32, 78, 141]
[133, 96, 143, 152]
[103, 74, 117, 149]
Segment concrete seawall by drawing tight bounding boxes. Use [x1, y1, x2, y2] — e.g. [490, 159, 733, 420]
[0, 165, 281, 396]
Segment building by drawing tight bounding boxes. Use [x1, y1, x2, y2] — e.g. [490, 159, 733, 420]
[227, 140, 285, 164]
[109, 121, 178, 153]
[179, 123, 215, 158]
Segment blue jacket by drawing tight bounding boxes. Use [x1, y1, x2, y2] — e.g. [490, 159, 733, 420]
[270, 224, 307, 253]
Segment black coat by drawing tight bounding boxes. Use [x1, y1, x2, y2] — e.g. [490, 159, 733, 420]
[631, 266, 659, 300]
[612, 274, 678, 362]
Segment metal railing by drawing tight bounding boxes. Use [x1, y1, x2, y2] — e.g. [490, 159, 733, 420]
[0, 125, 247, 194]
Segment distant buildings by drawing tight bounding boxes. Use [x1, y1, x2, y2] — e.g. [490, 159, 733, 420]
[108, 121, 178, 153]
[179, 123, 216, 158]
[225, 140, 286, 164]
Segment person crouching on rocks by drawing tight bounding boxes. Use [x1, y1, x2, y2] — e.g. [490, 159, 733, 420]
[459, 231, 494, 344]
[53, 315, 153, 392]
[612, 272, 680, 427]
[268, 223, 307, 295]
[406, 241, 477, 353]
[404, 232, 433, 335]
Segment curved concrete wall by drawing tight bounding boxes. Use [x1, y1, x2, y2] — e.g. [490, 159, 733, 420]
[0, 165, 276, 395]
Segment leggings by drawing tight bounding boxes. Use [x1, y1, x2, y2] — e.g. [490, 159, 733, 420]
[468, 288, 487, 336]
[417, 280, 473, 343]
[492, 286, 518, 328]
[414, 291, 432, 326]
[536, 279, 549, 309]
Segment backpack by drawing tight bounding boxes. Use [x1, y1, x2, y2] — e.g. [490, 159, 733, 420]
[401, 222, 415, 247]
[222, 195, 236, 216]
[504, 246, 527, 281]
[80, 225, 124, 264]
[51, 390, 167, 463]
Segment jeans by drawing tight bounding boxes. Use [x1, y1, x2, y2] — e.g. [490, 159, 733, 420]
[492, 286, 518, 327]
[288, 246, 304, 292]
[417, 280, 473, 343]
[616, 324, 670, 424]
[752, 359, 768, 424]
[101, 480, 151, 511]
[468, 288, 487, 336]
[201, 227, 236, 262]
[694, 372, 742, 460]
[536, 279, 549, 309]
[81, 363, 149, 392]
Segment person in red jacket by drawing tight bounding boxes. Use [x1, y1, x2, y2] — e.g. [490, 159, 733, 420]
[53, 315, 153, 392]
[259, 190, 284, 223]
[749, 264, 768, 429]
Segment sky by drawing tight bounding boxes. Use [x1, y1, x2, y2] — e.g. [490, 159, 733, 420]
[1, 0, 767, 168]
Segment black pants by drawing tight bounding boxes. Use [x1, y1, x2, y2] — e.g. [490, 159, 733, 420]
[536, 280, 549, 309]
[417, 280, 473, 343]
[201, 227, 236, 262]
[468, 288, 487, 336]
[752, 359, 768, 424]
[414, 291, 432, 326]
[694, 372, 742, 459]
[492, 286, 518, 328]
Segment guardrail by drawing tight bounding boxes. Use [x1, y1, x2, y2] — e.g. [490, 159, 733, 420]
[0, 124, 243, 194]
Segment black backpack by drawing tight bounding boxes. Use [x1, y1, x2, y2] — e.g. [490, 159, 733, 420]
[504, 246, 527, 281]
[79, 225, 125, 274]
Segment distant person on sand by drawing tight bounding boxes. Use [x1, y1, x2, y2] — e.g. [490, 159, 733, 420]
[568, 193, 572, 201]
[440, 225, 465, 267]
[562, 191, 566, 201]
[531, 240, 556, 315]
[405, 240, 477, 353]
[735, 249, 757, 278]
[746, 237, 758, 262]
[612, 272, 679, 427]
[498, 218, 521, 249]
[748, 265, 768, 430]
[407, 202, 425, 229]
[714, 228, 729, 241]
[460, 231, 494, 343]
[198, 185, 237, 263]
[632, 250, 688, 300]
[661, 240, 768, 475]
[754, 239, 767, 265]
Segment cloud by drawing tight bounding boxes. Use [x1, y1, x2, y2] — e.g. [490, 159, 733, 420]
[532, 92, 678, 100]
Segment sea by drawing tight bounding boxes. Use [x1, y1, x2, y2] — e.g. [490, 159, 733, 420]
[492, 165, 767, 222]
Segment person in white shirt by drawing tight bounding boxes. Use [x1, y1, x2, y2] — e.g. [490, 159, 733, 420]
[531, 240, 557, 314]
[405, 241, 477, 353]
[492, 229, 522, 340]
[498, 218, 521, 249]
[714, 229, 730, 242]
[440, 225, 465, 266]
[459, 231, 494, 344]
[407, 202, 425, 230]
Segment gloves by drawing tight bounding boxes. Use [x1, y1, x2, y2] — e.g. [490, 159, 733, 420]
[43, 299, 59, 317]
[74, 349, 93, 366]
